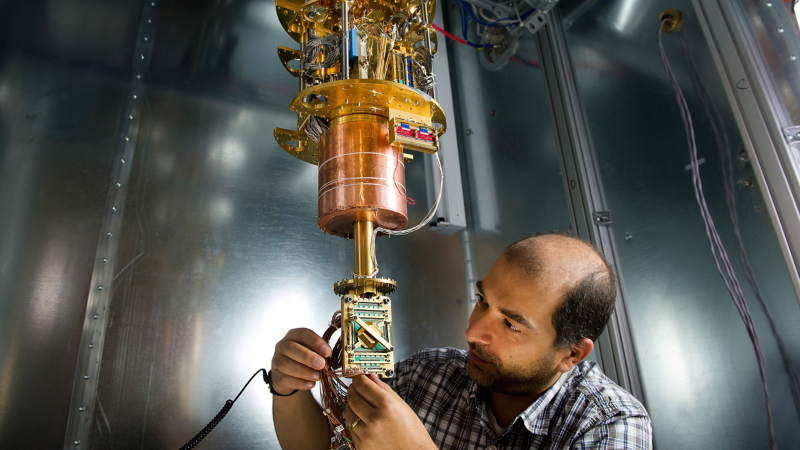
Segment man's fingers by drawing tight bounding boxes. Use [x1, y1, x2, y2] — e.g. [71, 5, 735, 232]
[347, 383, 378, 420]
[285, 328, 332, 357]
[282, 340, 326, 370]
[350, 374, 388, 407]
[270, 369, 316, 392]
[367, 373, 394, 393]
[272, 354, 321, 382]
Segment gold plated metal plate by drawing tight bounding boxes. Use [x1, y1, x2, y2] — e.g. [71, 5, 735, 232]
[289, 80, 447, 135]
[278, 46, 303, 78]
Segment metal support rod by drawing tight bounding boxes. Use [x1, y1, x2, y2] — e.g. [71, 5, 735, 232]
[353, 220, 376, 276]
[341, 0, 349, 79]
[421, 0, 436, 98]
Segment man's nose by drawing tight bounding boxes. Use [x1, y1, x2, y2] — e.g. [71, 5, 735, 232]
[465, 309, 492, 346]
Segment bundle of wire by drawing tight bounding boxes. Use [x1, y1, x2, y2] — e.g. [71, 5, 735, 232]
[658, 19, 776, 450]
[320, 311, 360, 450]
[411, 47, 435, 92]
[446, 0, 534, 48]
[303, 34, 341, 73]
[304, 115, 329, 142]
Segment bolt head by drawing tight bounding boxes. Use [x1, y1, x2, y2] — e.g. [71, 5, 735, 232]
[120, 159, 125, 164]
[89, 344, 94, 348]
[116, 182, 121, 187]
[97, 286, 103, 290]
[383, 298, 390, 304]
[344, 296, 353, 304]
[79, 406, 85, 411]
[83, 375, 90, 380]
[93, 314, 99, 319]
[107, 232, 112, 237]
[74, 440, 81, 445]
[112, 206, 117, 212]
[102, 258, 108, 263]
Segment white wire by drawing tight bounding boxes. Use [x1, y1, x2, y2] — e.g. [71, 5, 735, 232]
[366, 152, 444, 277]
[659, 20, 777, 450]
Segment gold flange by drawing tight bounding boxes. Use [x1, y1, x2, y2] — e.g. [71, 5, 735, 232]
[289, 79, 447, 135]
[659, 8, 684, 33]
[334, 277, 397, 295]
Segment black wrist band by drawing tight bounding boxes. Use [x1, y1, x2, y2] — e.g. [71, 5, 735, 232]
[265, 369, 299, 397]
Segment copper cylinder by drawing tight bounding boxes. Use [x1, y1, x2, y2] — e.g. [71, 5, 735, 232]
[318, 116, 408, 237]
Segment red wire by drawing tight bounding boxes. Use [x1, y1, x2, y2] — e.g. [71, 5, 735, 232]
[431, 23, 469, 46]
[394, 151, 416, 205]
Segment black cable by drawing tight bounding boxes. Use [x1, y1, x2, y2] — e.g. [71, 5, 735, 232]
[178, 369, 267, 450]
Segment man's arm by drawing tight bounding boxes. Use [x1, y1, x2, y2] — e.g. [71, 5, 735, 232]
[271, 328, 333, 450]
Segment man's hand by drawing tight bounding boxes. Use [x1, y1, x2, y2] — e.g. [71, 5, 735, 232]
[345, 374, 438, 450]
[271, 328, 332, 395]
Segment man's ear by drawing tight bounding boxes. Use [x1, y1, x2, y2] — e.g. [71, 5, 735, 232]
[556, 338, 594, 373]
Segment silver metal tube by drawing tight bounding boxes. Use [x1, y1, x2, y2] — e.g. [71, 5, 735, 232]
[341, 0, 349, 79]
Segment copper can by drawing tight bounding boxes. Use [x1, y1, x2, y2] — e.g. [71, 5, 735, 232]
[317, 115, 408, 237]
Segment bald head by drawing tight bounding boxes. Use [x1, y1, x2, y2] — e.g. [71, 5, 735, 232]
[502, 232, 617, 348]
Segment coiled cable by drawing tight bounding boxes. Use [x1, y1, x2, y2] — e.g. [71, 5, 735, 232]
[303, 34, 341, 73]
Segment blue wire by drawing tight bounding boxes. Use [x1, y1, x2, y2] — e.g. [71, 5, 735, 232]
[451, 0, 494, 48]
[455, 0, 534, 29]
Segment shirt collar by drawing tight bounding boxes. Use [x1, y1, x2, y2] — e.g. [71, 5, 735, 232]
[468, 367, 576, 436]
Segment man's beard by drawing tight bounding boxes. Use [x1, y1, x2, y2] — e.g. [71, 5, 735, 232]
[466, 342, 560, 396]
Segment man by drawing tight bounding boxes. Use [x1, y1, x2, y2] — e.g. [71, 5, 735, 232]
[271, 232, 652, 449]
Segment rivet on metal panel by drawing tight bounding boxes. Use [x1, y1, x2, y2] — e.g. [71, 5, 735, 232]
[88, 344, 94, 349]
[97, 286, 103, 290]
[93, 314, 99, 319]
[83, 375, 89, 380]
[79, 407, 85, 412]
[102, 259, 108, 263]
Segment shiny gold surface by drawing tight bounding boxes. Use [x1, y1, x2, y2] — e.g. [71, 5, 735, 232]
[330, 113, 386, 127]
[318, 119, 408, 236]
[290, 80, 447, 131]
[353, 220, 376, 276]
[659, 8, 684, 33]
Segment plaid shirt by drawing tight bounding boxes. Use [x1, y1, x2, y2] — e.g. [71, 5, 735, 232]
[386, 348, 652, 450]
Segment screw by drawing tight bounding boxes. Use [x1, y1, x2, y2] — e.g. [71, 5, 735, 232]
[84, 375, 90, 380]
[116, 182, 122, 187]
[125, 136, 129, 141]
[755, 205, 761, 211]
[93, 314, 99, 319]
[107, 232, 112, 237]
[344, 296, 353, 304]
[743, 180, 754, 189]
[466, 129, 473, 135]
[74, 440, 81, 445]
[79, 406, 86, 411]
[383, 298, 390, 304]
[89, 344, 94, 348]
[624, 233, 633, 241]
[102, 258, 108, 263]
[97, 286, 103, 290]
[739, 155, 749, 164]
[129, 114, 134, 119]
[778, 28, 785, 33]
[121, 159, 125, 164]
[112, 206, 117, 212]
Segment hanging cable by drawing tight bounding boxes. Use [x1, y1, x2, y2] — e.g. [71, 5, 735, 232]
[676, 28, 800, 419]
[368, 152, 443, 276]
[658, 19, 777, 450]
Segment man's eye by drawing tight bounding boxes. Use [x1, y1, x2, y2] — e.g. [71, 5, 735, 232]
[505, 319, 521, 332]
[476, 295, 487, 304]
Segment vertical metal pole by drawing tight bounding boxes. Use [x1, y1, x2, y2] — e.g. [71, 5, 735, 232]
[63, 1, 160, 448]
[353, 220, 376, 277]
[341, 0, 349, 80]
[421, 0, 436, 98]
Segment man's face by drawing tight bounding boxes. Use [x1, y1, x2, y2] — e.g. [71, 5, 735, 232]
[465, 255, 567, 396]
